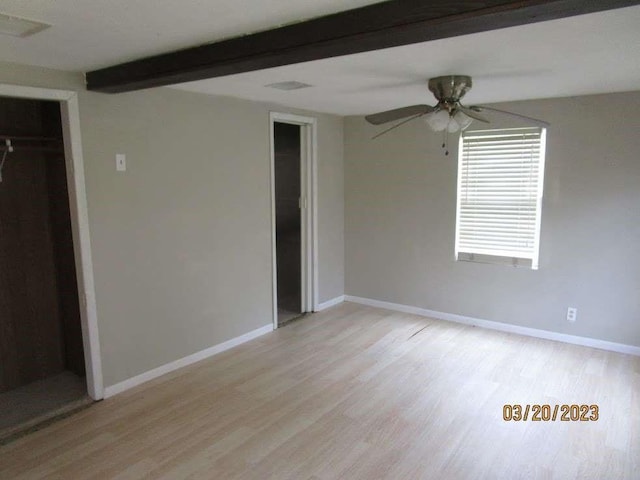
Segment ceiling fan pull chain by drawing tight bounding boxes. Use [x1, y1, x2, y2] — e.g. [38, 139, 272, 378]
[442, 129, 449, 156]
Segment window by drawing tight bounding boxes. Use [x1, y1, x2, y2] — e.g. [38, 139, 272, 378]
[455, 127, 546, 269]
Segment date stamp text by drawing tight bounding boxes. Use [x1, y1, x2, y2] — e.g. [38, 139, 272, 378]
[503, 404, 599, 422]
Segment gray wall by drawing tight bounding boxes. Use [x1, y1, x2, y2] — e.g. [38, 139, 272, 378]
[345, 91, 640, 347]
[0, 61, 344, 387]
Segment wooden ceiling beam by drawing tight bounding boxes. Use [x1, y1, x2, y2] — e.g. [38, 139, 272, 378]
[86, 0, 640, 93]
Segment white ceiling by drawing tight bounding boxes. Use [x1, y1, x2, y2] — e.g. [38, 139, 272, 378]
[173, 6, 640, 115]
[0, 0, 380, 69]
[0, 1, 639, 116]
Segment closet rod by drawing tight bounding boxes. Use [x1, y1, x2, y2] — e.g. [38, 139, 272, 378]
[1, 146, 63, 152]
[0, 135, 62, 142]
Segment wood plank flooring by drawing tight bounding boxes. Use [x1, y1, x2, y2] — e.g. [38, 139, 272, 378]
[0, 302, 638, 479]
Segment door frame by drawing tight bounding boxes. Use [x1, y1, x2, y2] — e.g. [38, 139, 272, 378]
[269, 112, 318, 328]
[0, 83, 104, 400]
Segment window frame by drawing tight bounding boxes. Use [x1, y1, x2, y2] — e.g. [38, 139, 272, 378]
[454, 126, 547, 269]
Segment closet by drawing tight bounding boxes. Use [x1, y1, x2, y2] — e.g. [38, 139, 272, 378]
[274, 122, 303, 326]
[0, 97, 88, 442]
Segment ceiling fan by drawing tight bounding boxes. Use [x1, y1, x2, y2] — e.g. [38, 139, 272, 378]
[365, 75, 549, 151]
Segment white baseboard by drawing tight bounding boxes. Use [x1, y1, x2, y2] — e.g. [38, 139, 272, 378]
[103, 323, 274, 398]
[344, 295, 640, 357]
[316, 295, 345, 311]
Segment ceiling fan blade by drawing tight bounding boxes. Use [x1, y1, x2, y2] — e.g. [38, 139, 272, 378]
[371, 113, 426, 139]
[459, 106, 489, 123]
[473, 105, 550, 128]
[365, 104, 434, 125]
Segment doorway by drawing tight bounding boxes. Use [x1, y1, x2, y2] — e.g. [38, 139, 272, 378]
[270, 113, 317, 328]
[0, 87, 101, 442]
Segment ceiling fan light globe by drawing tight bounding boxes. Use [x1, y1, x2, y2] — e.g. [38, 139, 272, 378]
[425, 110, 449, 132]
[447, 117, 461, 133]
[454, 110, 473, 130]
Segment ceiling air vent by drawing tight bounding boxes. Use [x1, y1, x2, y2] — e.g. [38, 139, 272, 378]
[265, 81, 313, 91]
[0, 12, 50, 37]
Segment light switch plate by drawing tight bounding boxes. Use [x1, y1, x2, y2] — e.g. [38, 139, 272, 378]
[116, 153, 126, 172]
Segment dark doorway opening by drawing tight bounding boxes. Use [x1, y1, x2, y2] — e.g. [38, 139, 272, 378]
[274, 122, 303, 326]
[0, 96, 90, 442]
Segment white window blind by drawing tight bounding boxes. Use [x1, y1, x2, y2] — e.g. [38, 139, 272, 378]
[455, 127, 546, 269]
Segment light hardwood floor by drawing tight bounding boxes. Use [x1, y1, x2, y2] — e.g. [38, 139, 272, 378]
[1, 302, 638, 479]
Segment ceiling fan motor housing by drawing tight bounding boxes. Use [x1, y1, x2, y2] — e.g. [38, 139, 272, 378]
[428, 75, 472, 111]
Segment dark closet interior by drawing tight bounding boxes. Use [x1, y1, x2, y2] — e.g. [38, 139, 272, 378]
[274, 122, 302, 326]
[0, 97, 88, 442]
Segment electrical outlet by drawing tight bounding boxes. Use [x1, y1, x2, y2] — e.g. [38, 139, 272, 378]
[116, 153, 126, 172]
[567, 307, 577, 322]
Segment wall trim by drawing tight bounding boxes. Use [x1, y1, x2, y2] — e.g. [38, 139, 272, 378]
[104, 323, 273, 398]
[345, 295, 640, 357]
[316, 295, 345, 311]
[314, 295, 344, 312]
